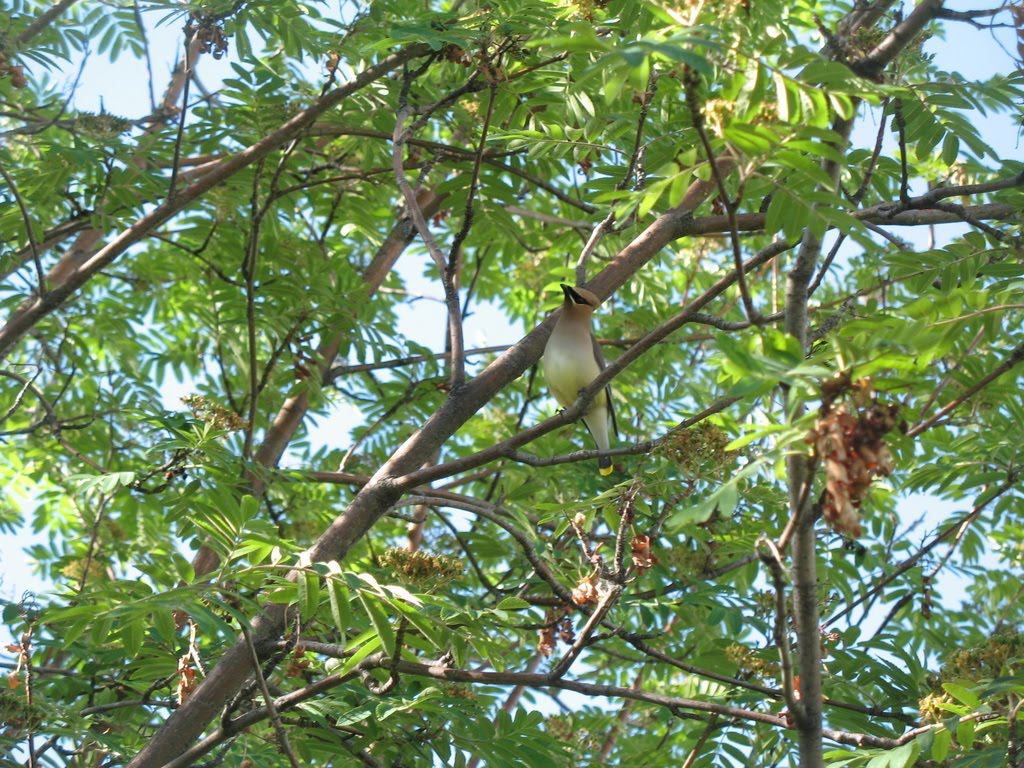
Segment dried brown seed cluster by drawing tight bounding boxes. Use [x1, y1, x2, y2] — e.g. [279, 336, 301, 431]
[185, 14, 230, 60]
[442, 44, 473, 67]
[538, 607, 575, 656]
[176, 654, 197, 704]
[571, 572, 600, 606]
[630, 534, 658, 574]
[812, 378, 901, 537]
[0, 52, 27, 88]
[285, 647, 312, 678]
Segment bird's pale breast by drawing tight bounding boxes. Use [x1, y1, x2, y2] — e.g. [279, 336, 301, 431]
[543, 325, 603, 410]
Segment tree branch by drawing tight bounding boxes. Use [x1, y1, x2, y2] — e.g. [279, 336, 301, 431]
[851, 0, 947, 78]
[393, 104, 467, 391]
[241, 624, 301, 768]
[15, 0, 81, 46]
[906, 342, 1024, 437]
[782, 110, 855, 768]
[0, 44, 433, 363]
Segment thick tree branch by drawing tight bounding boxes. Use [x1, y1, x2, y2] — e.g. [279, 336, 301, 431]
[782, 111, 855, 768]
[851, 0, 947, 78]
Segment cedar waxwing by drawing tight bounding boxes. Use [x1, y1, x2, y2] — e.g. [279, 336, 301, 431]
[542, 284, 617, 476]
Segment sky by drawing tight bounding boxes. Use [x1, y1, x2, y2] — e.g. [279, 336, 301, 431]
[1, 1, 1020, 643]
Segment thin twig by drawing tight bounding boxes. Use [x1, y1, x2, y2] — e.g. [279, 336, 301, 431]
[807, 234, 846, 297]
[76, 494, 111, 593]
[573, 65, 659, 283]
[681, 715, 719, 768]
[21, 625, 37, 768]
[241, 624, 301, 768]
[550, 583, 624, 679]
[505, 206, 590, 229]
[824, 477, 1017, 628]
[684, 69, 758, 325]
[0, 368, 105, 469]
[0, 159, 45, 293]
[393, 658, 923, 748]
[1009, 692, 1024, 767]
[167, 31, 195, 200]
[132, 2, 157, 112]
[445, 83, 497, 388]
[849, 104, 889, 205]
[907, 342, 1024, 437]
[758, 535, 799, 711]
[241, 159, 265, 460]
[918, 327, 986, 415]
[893, 100, 911, 205]
[337, 379, 420, 472]
[575, 211, 616, 285]
[393, 103, 467, 390]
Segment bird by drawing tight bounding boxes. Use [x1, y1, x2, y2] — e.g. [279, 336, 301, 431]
[542, 283, 617, 476]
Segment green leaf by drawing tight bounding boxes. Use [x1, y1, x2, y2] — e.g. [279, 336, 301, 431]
[327, 577, 352, 638]
[335, 702, 376, 728]
[339, 633, 383, 676]
[887, 741, 920, 768]
[941, 133, 960, 165]
[357, 591, 395, 655]
[956, 717, 976, 749]
[942, 681, 980, 708]
[120, 616, 144, 659]
[298, 568, 320, 621]
[931, 727, 951, 762]
[496, 597, 532, 611]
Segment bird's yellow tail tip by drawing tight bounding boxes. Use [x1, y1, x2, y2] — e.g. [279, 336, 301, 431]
[598, 465, 613, 477]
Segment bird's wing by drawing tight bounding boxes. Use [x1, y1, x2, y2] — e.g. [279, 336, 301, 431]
[591, 333, 618, 439]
